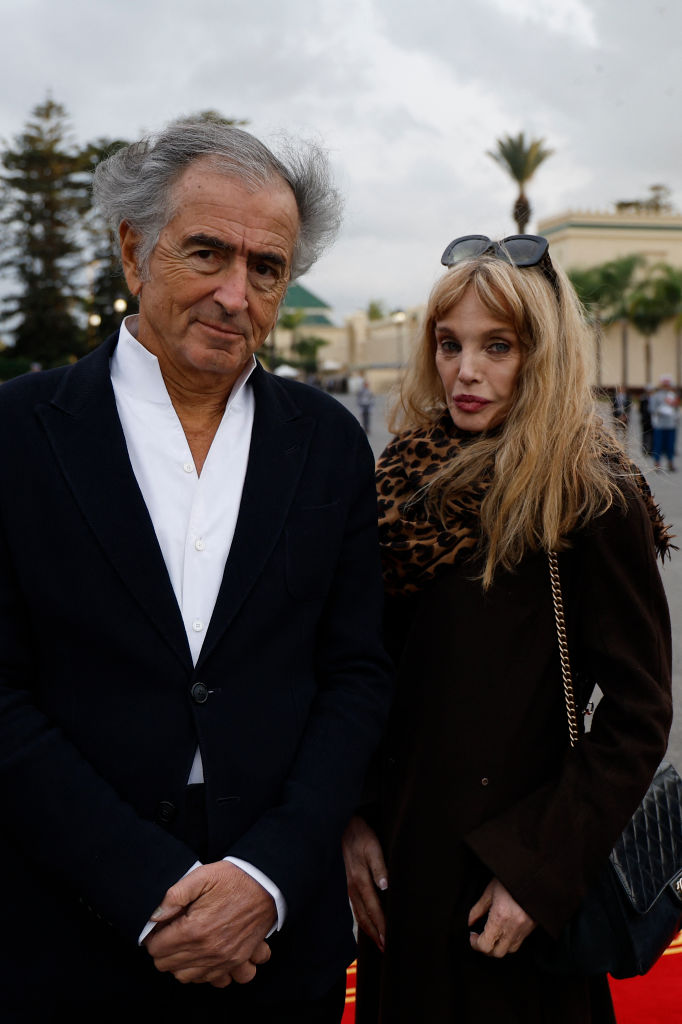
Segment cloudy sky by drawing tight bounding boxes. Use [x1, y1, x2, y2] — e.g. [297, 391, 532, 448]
[1, 0, 680, 321]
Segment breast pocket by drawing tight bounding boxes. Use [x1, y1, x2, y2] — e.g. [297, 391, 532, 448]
[285, 501, 343, 600]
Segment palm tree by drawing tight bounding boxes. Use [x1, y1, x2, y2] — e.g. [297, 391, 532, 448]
[569, 265, 609, 387]
[570, 256, 644, 388]
[629, 264, 682, 384]
[487, 132, 554, 233]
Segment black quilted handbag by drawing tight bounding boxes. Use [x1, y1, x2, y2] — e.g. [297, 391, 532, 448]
[536, 553, 682, 978]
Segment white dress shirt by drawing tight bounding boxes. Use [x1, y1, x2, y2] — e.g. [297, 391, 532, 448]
[110, 317, 285, 940]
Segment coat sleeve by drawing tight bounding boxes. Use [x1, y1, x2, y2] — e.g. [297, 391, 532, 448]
[225, 429, 394, 918]
[0, 511, 199, 943]
[465, 491, 673, 937]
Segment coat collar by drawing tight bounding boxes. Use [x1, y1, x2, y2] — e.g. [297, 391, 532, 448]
[37, 336, 192, 668]
[196, 362, 315, 667]
[36, 337, 314, 669]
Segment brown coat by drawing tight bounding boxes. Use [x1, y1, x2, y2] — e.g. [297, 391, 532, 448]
[358, 488, 672, 1023]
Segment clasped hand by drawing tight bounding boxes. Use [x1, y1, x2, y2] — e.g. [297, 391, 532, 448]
[468, 878, 536, 957]
[144, 861, 276, 987]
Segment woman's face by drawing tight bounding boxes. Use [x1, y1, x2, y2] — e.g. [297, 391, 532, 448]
[434, 288, 524, 432]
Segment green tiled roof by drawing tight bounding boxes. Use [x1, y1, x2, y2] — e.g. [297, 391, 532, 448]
[301, 313, 333, 326]
[283, 283, 330, 309]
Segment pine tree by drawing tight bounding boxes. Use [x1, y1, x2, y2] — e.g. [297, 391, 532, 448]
[0, 100, 251, 369]
[0, 98, 87, 366]
[80, 136, 131, 346]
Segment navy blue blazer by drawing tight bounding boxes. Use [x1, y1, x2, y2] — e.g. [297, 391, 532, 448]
[0, 335, 391, 1005]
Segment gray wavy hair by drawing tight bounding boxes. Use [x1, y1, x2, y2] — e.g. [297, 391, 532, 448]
[92, 118, 343, 280]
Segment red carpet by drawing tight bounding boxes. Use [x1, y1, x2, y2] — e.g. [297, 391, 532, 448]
[609, 933, 682, 1024]
[342, 935, 682, 1022]
[341, 961, 356, 1024]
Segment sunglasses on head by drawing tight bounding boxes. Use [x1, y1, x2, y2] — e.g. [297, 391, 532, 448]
[440, 234, 559, 295]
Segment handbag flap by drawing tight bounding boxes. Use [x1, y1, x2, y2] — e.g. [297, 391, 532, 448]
[610, 762, 682, 914]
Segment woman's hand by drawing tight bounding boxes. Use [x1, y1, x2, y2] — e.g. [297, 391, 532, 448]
[342, 816, 388, 952]
[468, 878, 536, 957]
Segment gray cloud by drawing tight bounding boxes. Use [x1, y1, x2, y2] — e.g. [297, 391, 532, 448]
[0, 0, 679, 318]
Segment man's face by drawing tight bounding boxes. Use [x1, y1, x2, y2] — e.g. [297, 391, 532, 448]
[120, 159, 300, 391]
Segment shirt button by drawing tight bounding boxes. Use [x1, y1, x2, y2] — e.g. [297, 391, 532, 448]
[192, 620, 204, 632]
[481, 778, 489, 787]
[155, 800, 176, 825]
[195, 539, 205, 551]
[191, 681, 209, 704]
[183, 462, 194, 474]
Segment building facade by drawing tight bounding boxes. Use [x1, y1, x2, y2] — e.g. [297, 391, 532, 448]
[538, 209, 682, 389]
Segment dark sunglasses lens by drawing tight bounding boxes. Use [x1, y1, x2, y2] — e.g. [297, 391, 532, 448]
[502, 236, 548, 266]
[441, 235, 490, 266]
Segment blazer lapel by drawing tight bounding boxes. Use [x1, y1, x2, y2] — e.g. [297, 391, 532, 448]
[197, 364, 314, 666]
[36, 338, 192, 669]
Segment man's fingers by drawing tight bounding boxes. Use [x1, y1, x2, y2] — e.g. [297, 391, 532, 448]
[147, 860, 275, 970]
[151, 865, 206, 923]
[231, 961, 258, 985]
[171, 964, 232, 986]
[173, 968, 234, 987]
[250, 941, 271, 966]
[149, 899, 186, 924]
[207, 973, 234, 989]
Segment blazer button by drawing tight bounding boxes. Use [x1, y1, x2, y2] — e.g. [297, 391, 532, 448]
[191, 681, 209, 704]
[155, 800, 176, 825]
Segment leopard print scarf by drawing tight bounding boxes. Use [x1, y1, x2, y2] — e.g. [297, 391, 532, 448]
[377, 412, 674, 596]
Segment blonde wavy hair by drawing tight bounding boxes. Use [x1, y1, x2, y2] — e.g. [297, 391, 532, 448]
[391, 254, 626, 587]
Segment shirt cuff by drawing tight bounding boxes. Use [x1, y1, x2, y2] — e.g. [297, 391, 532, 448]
[137, 856, 286, 946]
[138, 859, 202, 945]
[225, 856, 287, 936]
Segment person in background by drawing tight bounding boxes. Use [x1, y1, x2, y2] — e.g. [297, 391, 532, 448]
[650, 373, 679, 471]
[343, 234, 672, 1024]
[357, 374, 376, 434]
[611, 384, 631, 431]
[0, 118, 392, 1024]
[639, 385, 654, 457]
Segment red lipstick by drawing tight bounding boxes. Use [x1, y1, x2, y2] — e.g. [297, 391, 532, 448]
[453, 394, 490, 412]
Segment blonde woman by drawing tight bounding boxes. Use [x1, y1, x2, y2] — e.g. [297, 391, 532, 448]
[343, 236, 673, 1024]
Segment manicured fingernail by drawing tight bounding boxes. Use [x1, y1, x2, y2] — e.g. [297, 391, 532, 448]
[378, 877, 388, 891]
[151, 907, 165, 921]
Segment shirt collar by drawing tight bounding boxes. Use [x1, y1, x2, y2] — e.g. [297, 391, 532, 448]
[110, 314, 256, 410]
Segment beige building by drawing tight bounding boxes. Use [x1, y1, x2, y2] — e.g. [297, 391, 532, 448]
[275, 205, 682, 392]
[344, 308, 422, 392]
[270, 283, 424, 392]
[538, 208, 682, 389]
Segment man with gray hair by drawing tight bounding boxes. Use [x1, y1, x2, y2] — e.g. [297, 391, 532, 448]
[0, 120, 391, 1023]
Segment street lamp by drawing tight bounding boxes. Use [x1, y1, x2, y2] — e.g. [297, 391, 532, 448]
[86, 312, 102, 351]
[113, 298, 127, 316]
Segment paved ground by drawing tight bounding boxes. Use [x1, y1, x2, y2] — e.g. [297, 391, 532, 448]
[620, 413, 682, 770]
[336, 391, 682, 771]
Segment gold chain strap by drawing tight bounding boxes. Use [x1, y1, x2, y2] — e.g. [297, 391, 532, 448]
[548, 551, 580, 748]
